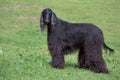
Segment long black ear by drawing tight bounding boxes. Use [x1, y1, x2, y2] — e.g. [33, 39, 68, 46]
[51, 12, 57, 30]
[40, 13, 45, 31]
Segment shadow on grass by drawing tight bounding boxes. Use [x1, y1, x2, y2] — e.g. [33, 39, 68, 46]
[65, 63, 78, 68]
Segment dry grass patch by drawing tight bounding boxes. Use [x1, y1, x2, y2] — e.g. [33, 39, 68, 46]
[1, 4, 45, 10]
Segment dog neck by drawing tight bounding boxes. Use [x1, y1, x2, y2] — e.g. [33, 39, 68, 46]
[47, 23, 53, 36]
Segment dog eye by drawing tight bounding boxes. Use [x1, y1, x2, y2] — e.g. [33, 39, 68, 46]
[44, 11, 47, 14]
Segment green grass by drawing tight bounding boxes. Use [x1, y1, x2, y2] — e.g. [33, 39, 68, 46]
[0, 0, 120, 80]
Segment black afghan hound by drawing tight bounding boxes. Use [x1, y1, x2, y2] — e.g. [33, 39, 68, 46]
[40, 8, 114, 73]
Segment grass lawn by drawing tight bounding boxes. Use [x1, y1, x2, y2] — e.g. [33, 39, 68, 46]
[0, 0, 120, 80]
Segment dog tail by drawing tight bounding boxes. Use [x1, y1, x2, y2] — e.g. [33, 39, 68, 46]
[103, 43, 114, 54]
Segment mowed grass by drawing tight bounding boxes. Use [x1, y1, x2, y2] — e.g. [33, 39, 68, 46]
[0, 0, 120, 80]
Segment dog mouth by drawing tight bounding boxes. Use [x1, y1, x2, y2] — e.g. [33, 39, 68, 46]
[44, 20, 50, 24]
